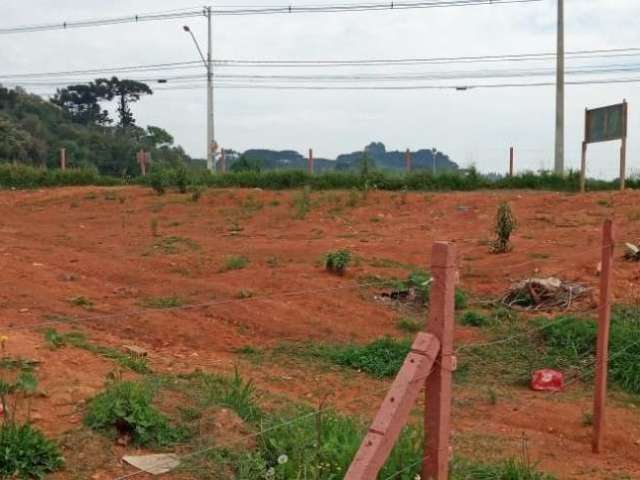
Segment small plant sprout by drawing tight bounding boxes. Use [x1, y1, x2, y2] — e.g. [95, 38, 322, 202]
[0, 335, 7, 356]
[490, 201, 517, 253]
[325, 250, 352, 275]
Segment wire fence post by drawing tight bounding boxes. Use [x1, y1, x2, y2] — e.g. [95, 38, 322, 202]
[308, 148, 314, 175]
[59, 148, 66, 171]
[423, 242, 456, 480]
[509, 146, 514, 177]
[592, 219, 614, 453]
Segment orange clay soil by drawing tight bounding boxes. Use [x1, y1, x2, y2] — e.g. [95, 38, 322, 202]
[0, 186, 639, 479]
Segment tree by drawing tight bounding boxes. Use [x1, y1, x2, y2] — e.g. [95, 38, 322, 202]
[101, 77, 153, 129]
[0, 116, 32, 162]
[145, 126, 174, 147]
[231, 154, 262, 173]
[51, 82, 111, 126]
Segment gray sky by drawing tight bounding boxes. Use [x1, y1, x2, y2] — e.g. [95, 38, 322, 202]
[3, 0, 640, 178]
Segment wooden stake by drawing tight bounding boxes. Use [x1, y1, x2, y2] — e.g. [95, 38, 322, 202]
[580, 142, 587, 193]
[592, 219, 614, 453]
[620, 137, 627, 191]
[509, 147, 514, 177]
[308, 148, 314, 175]
[59, 148, 66, 171]
[405, 149, 412, 172]
[423, 242, 456, 480]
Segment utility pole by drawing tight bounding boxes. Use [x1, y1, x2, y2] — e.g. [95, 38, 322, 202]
[554, 0, 565, 174]
[206, 6, 215, 171]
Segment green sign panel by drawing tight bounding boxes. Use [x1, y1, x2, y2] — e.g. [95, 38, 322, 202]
[585, 102, 627, 144]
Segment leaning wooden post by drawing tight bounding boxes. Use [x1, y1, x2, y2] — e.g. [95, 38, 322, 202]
[509, 146, 514, 177]
[59, 148, 66, 171]
[423, 242, 456, 480]
[308, 148, 314, 175]
[592, 219, 614, 453]
[580, 142, 587, 193]
[405, 149, 412, 173]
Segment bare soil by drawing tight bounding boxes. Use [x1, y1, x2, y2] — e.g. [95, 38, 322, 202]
[0, 186, 639, 479]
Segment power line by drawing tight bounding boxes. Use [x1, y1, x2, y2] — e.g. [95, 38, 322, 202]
[0, 0, 541, 35]
[3, 47, 640, 82]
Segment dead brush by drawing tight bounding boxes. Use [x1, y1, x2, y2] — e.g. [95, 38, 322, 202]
[490, 202, 517, 253]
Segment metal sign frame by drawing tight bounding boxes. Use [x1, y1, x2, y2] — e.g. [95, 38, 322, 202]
[581, 100, 628, 192]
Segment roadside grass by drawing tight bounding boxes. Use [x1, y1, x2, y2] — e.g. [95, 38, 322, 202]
[43, 329, 150, 373]
[141, 295, 186, 309]
[395, 316, 423, 333]
[220, 255, 250, 272]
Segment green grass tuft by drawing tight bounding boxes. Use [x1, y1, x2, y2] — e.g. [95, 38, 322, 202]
[0, 422, 64, 478]
[220, 255, 250, 272]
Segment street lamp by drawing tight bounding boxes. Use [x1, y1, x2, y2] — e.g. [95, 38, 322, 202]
[183, 10, 215, 171]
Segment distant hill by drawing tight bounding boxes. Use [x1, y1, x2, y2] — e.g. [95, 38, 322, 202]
[232, 142, 458, 173]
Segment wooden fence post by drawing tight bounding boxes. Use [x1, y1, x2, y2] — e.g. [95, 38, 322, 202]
[592, 219, 614, 453]
[308, 148, 314, 175]
[580, 142, 587, 193]
[509, 147, 514, 177]
[405, 149, 412, 173]
[220, 148, 226, 173]
[423, 242, 456, 480]
[59, 148, 66, 171]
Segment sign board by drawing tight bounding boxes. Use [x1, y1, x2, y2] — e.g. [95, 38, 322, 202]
[581, 100, 628, 192]
[585, 102, 627, 144]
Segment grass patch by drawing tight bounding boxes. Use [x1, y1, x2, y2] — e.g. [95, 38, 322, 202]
[0, 422, 64, 478]
[85, 381, 187, 446]
[460, 310, 490, 327]
[324, 249, 352, 275]
[292, 185, 312, 219]
[141, 295, 185, 309]
[220, 255, 250, 272]
[43, 329, 150, 373]
[452, 456, 555, 479]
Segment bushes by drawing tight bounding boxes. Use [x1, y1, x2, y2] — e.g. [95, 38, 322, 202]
[491, 202, 517, 253]
[0, 422, 64, 479]
[325, 250, 352, 275]
[84, 381, 187, 446]
[0, 163, 116, 189]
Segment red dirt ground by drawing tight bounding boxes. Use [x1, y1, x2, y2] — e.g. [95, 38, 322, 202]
[0, 186, 639, 479]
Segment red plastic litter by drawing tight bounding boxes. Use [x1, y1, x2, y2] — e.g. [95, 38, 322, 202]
[531, 369, 565, 392]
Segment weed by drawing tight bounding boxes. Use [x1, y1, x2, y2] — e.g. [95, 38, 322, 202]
[85, 381, 187, 446]
[141, 296, 185, 309]
[190, 187, 203, 202]
[486, 387, 498, 405]
[581, 411, 593, 426]
[150, 217, 159, 237]
[238, 289, 253, 299]
[84, 192, 97, 200]
[69, 295, 94, 309]
[452, 456, 555, 479]
[103, 191, 117, 201]
[269, 199, 281, 207]
[266, 256, 280, 268]
[491, 202, 517, 253]
[346, 189, 359, 207]
[369, 216, 382, 223]
[220, 255, 249, 272]
[325, 249, 352, 275]
[0, 422, 64, 478]
[596, 199, 612, 207]
[152, 236, 200, 254]
[460, 310, 490, 327]
[395, 316, 422, 333]
[292, 185, 312, 219]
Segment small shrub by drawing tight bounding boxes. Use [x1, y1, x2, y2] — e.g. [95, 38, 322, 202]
[490, 202, 517, 253]
[175, 165, 189, 193]
[190, 187, 203, 202]
[149, 169, 168, 195]
[85, 381, 187, 446]
[69, 295, 93, 309]
[220, 255, 249, 272]
[460, 310, 490, 327]
[325, 250, 352, 275]
[0, 422, 64, 479]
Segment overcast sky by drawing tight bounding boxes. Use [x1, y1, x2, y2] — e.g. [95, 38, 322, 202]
[3, 0, 640, 178]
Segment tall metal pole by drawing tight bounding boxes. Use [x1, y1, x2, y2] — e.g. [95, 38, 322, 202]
[554, 0, 565, 174]
[206, 6, 215, 171]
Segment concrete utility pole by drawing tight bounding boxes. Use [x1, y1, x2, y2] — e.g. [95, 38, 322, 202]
[554, 0, 565, 174]
[183, 7, 215, 172]
[206, 6, 215, 171]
